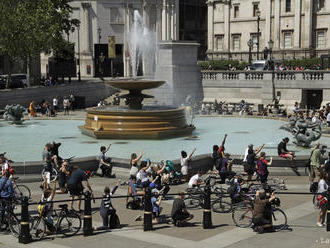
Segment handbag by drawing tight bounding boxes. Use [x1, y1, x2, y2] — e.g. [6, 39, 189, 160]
[317, 194, 328, 206]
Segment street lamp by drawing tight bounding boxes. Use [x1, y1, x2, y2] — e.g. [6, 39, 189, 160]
[256, 10, 261, 60]
[77, 24, 81, 82]
[268, 39, 275, 101]
[97, 27, 102, 76]
[247, 39, 253, 65]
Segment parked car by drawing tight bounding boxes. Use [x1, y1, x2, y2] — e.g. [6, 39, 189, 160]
[0, 74, 29, 89]
[251, 60, 270, 71]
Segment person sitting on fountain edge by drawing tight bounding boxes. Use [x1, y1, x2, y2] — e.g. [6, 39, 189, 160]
[277, 137, 295, 163]
[98, 144, 115, 178]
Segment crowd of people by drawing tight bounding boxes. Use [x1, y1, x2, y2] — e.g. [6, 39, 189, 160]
[0, 132, 329, 235]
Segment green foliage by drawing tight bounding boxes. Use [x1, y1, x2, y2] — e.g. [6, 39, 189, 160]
[198, 60, 249, 70]
[281, 58, 321, 69]
[0, 0, 79, 62]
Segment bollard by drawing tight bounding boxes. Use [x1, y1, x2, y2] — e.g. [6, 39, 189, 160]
[83, 191, 93, 236]
[203, 179, 213, 229]
[18, 196, 32, 244]
[327, 192, 330, 232]
[143, 187, 153, 231]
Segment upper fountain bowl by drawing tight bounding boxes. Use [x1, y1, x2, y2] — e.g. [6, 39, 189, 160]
[106, 79, 165, 91]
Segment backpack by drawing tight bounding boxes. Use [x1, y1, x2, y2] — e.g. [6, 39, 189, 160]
[309, 182, 318, 193]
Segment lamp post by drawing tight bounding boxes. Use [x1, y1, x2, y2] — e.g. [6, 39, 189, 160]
[97, 27, 102, 76]
[247, 39, 253, 65]
[77, 24, 81, 82]
[256, 10, 261, 60]
[268, 39, 275, 101]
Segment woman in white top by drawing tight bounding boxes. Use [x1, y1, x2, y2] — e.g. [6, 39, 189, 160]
[129, 152, 143, 177]
[317, 171, 328, 227]
[180, 148, 196, 182]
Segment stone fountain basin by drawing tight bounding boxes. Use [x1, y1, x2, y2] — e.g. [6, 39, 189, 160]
[106, 79, 165, 91]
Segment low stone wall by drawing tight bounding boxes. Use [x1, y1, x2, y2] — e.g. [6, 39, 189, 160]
[12, 153, 309, 176]
[0, 81, 116, 109]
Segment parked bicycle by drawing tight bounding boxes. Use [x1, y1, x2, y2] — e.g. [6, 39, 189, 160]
[12, 177, 31, 199]
[30, 203, 81, 240]
[0, 198, 21, 237]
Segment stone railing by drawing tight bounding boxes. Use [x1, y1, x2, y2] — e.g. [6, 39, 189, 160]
[201, 70, 330, 81]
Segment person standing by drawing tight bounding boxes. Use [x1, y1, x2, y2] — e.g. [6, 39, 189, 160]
[257, 152, 272, 186]
[29, 101, 36, 117]
[53, 96, 58, 113]
[243, 144, 265, 181]
[63, 97, 70, 115]
[180, 148, 196, 182]
[0, 171, 15, 223]
[69, 94, 75, 111]
[316, 171, 328, 227]
[309, 143, 326, 184]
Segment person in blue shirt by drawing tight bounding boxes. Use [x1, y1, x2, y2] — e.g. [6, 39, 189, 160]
[0, 171, 15, 223]
[151, 189, 163, 224]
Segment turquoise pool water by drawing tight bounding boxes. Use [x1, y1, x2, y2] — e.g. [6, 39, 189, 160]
[0, 117, 328, 162]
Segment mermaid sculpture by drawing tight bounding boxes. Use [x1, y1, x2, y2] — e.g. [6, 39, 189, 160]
[3, 104, 26, 124]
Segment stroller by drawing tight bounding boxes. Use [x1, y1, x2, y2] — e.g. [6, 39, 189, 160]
[164, 160, 183, 185]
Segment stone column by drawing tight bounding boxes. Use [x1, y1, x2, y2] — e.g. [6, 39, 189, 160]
[224, 3, 230, 53]
[174, 0, 179, 40]
[207, 1, 214, 53]
[170, 1, 175, 40]
[274, 0, 281, 49]
[81, 3, 91, 53]
[304, 0, 313, 49]
[162, 0, 167, 40]
[167, 1, 171, 40]
[293, 0, 302, 48]
[265, 0, 272, 44]
[156, 1, 162, 41]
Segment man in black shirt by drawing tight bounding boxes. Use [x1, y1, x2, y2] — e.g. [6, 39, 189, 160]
[277, 137, 295, 161]
[171, 192, 193, 226]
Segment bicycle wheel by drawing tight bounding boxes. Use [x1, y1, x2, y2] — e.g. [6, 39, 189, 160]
[15, 185, 31, 199]
[184, 196, 201, 209]
[41, 168, 58, 182]
[272, 208, 287, 231]
[30, 216, 46, 240]
[212, 199, 232, 213]
[232, 203, 253, 228]
[59, 211, 82, 237]
[8, 214, 20, 238]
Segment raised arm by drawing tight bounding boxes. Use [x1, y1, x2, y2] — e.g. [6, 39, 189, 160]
[188, 148, 196, 160]
[132, 152, 143, 164]
[106, 144, 111, 153]
[267, 157, 273, 166]
[221, 134, 228, 147]
[255, 144, 265, 155]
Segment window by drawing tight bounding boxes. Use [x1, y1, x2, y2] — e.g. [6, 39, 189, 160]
[216, 35, 224, 51]
[285, 0, 291, 12]
[283, 32, 292, 48]
[251, 34, 258, 50]
[234, 5, 239, 18]
[253, 4, 259, 17]
[317, 31, 326, 48]
[232, 35, 241, 50]
[110, 7, 123, 24]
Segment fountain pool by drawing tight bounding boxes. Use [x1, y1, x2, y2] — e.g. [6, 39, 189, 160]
[1, 117, 329, 162]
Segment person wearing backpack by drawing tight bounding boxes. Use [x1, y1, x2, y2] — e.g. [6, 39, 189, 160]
[257, 152, 272, 186]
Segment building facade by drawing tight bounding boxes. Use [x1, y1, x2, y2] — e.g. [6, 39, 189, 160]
[207, 0, 330, 61]
[40, 0, 206, 78]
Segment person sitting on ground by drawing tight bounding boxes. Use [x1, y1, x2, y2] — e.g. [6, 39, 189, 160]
[243, 144, 265, 181]
[0, 171, 15, 224]
[98, 144, 115, 178]
[94, 180, 120, 230]
[188, 171, 204, 188]
[57, 161, 71, 194]
[40, 177, 56, 234]
[171, 192, 194, 227]
[181, 148, 196, 182]
[129, 152, 143, 177]
[257, 152, 272, 186]
[277, 137, 295, 162]
[252, 189, 276, 233]
[316, 171, 329, 227]
[67, 167, 93, 212]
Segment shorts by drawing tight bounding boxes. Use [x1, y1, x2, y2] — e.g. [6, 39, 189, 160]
[68, 183, 83, 196]
[259, 173, 268, 184]
[279, 153, 291, 159]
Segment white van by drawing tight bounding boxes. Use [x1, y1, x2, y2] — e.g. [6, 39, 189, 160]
[251, 60, 269, 71]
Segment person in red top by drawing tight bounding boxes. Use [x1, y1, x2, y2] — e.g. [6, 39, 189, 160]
[257, 152, 272, 186]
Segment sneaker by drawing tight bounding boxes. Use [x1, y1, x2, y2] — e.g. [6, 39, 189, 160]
[316, 222, 323, 227]
[135, 215, 142, 221]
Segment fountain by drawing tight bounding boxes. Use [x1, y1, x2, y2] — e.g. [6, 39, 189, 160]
[79, 10, 195, 139]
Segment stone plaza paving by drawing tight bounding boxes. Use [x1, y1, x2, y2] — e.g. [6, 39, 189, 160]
[1, 167, 329, 248]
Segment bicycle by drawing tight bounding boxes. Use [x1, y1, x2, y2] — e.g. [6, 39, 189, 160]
[0, 198, 21, 237]
[11, 177, 31, 199]
[232, 197, 287, 231]
[41, 156, 75, 183]
[30, 203, 81, 240]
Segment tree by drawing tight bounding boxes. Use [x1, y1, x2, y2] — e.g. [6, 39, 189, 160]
[0, 0, 79, 87]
